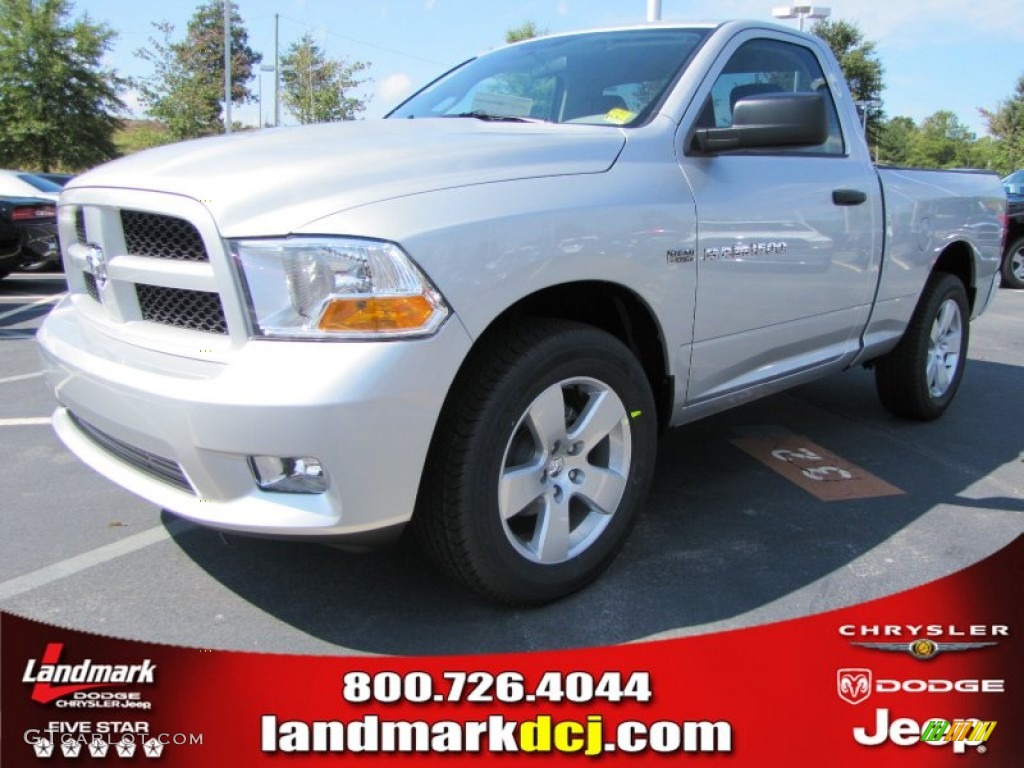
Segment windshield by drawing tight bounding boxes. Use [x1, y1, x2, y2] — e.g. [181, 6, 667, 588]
[389, 28, 710, 126]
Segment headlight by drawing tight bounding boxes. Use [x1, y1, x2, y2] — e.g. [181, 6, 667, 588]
[230, 237, 449, 339]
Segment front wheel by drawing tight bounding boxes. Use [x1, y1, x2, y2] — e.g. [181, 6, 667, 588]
[875, 272, 969, 420]
[1002, 236, 1024, 289]
[413, 319, 658, 604]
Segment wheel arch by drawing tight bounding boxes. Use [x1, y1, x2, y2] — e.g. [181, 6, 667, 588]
[466, 280, 674, 433]
[931, 241, 976, 312]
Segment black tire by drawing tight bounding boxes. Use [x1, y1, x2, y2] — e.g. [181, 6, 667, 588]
[1002, 236, 1024, 289]
[413, 318, 658, 604]
[875, 272, 969, 420]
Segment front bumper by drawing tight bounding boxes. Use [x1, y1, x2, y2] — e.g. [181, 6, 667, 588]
[38, 296, 472, 542]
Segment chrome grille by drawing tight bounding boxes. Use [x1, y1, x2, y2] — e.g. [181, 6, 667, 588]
[75, 207, 87, 244]
[82, 272, 100, 302]
[69, 412, 193, 493]
[136, 284, 228, 334]
[69, 196, 235, 341]
[121, 210, 208, 261]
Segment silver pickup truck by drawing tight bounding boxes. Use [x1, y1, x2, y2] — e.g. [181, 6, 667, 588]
[39, 21, 1005, 603]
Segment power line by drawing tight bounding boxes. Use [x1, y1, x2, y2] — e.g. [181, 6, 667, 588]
[277, 14, 444, 66]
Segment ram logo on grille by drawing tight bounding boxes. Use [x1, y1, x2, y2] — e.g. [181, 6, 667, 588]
[85, 244, 108, 290]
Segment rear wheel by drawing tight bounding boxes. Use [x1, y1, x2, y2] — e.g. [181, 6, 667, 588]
[414, 319, 657, 604]
[875, 272, 969, 420]
[1002, 236, 1024, 289]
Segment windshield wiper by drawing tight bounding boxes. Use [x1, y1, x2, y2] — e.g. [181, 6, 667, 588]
[441, 111, 547, 123]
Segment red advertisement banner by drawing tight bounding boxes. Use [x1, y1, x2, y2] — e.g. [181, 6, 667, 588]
[2, 536, 1020, 765]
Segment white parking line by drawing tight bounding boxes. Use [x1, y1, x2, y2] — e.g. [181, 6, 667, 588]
[0, 293, 64, 323]
[0, 372, 44, 385]
[0, 417, 51, 426]
[0, 520, 193, 601]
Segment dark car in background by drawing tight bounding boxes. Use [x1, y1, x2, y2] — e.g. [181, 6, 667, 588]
[1003, 190, 1024, 289]
[0, 196, 58, 272]
[0, 199, 25, 281]
[6, 197, 59, 271]
[0, 170, 62, 272]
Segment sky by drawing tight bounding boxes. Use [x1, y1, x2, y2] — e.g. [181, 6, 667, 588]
[84, 0, 1024, 137]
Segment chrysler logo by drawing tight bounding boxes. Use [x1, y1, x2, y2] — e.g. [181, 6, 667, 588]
[837, 668, 872, 705]
[85, 243, 107, 290]
[850, 638, 997, 660]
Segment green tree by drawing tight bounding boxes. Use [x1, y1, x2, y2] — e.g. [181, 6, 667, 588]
[980, 74, 1024, 175]
[877, 116, 917, 165]
[505, 21, 545, 44]
[114, 119, 173, 155]
[280, 33, 370, 124]
[134, 1, 261, 140]
[810, 19, 884, 143]
[907, 111, 977, 168]
[0, 0, 123, 172]
[968, 136, 1002, 172]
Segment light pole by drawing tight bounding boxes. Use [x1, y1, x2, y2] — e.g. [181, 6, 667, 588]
[258, 64, 275, 127]
[855, 99, 882, 132]
[274, 13, 280, 127]
[223, 0, 231, 134]
[646, 0, 662, 21]
[771, 4, 830, 31]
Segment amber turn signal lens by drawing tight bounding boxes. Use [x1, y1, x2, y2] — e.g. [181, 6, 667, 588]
[318, 295, 437, 333]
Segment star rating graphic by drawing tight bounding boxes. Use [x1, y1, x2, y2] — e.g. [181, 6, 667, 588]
[33, 737, 55, 758]
[29, 729, 180, 760]
[89, 736, 110, 758]
[115, 738, 137, 758]
[60, 739, 83, 758]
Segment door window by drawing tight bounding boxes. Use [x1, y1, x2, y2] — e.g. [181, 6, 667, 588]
[697, 38, 845, 155]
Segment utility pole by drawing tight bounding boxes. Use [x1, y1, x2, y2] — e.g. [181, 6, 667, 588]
[224, 0, 232, 133]
[274, 13, 280, 127]
[771, 5, 831, 31]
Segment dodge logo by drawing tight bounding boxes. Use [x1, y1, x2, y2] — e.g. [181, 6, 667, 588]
[838, 668, 872, 705]
[85, 243, 107, 290]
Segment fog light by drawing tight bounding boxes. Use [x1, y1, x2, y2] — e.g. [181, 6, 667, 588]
[249, 456, 327, 494]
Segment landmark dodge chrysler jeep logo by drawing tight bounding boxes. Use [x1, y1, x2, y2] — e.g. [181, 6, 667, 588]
[22, 643, 156, 704]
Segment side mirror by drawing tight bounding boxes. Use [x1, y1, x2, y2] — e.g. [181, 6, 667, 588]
[693, 92, 828, 153]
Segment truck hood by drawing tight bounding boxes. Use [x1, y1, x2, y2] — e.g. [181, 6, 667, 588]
[69, 119, 626, 236]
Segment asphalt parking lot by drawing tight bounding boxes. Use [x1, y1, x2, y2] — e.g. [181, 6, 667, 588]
[1, 273, 1022, 656]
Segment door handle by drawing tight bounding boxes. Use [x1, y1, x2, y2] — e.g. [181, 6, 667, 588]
[833, 188, 867, 206]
